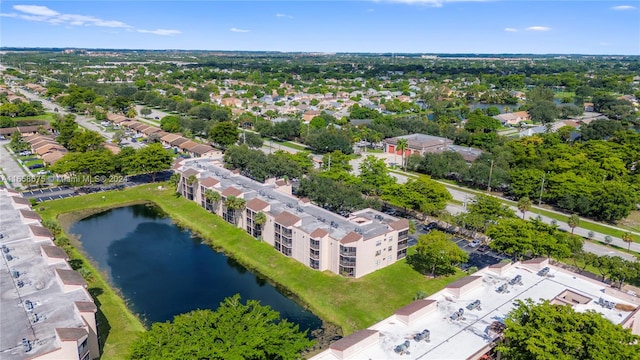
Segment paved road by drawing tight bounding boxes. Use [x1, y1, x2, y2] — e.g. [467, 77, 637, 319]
[14, 88, 113, 140]
[0, 140, 28, 189]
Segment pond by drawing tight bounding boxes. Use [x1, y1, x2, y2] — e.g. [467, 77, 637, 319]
[69, 204, 323, 334]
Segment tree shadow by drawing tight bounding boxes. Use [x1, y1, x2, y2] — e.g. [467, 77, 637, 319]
[88, 287, 111, 352]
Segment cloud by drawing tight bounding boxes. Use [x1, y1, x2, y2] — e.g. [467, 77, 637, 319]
[611, 5, 636, 10]
[504, 27, 518, 32]
[230, 27, 250, 33]
[6, 4, 180, 35]
[13, 5, 59, 16]
[275, 13, 293, 18]
[375, 0, 489, 7]
[600, 42, 609, 46]
[137, 29, 181, 36]
[526, 26, 551, 31]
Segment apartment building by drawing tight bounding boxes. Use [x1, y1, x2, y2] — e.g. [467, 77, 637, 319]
[311, 257, 640, 360]
[174, 158, 410, 278]
[0, 189, 100, 360]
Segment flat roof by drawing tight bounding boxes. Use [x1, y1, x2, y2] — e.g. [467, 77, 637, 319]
[177, 159, 407, 241]
[311, 260, 640, 360]
[0, 190, 95, 360]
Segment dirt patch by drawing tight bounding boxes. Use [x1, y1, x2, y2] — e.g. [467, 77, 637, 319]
[619, 210, 640, 233]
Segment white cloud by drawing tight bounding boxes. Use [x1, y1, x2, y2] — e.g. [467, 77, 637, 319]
[504, 27, 518, 32]
[375, 0, 489, 7]
[230, 27, 250, 33]
[526, 26, 551, 32]
[6, 4, 180, 36]
[600, 42, 609, 46]
[611, 5, 636, 10]
[13, 5, 59, 17]
[137, 29, 181, 36]
[275, 13, 293, 18]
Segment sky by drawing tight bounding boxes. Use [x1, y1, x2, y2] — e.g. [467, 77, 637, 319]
[1, 1, 639, 55]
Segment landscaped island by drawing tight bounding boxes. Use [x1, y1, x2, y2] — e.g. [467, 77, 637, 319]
[37, 183, 463, 359]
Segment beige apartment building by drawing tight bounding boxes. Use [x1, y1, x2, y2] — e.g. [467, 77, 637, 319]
[174, 158, 409, 278]
[0, 189, 99, 360]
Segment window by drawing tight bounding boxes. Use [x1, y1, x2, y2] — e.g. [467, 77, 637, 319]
[274, 222, 292, 256]
[310, 258, 319, 270]
[376, 240, 382, 247]
[375, 259, 381, 266]
[375, 250, 381, 256]
[388, 246, 392, 252]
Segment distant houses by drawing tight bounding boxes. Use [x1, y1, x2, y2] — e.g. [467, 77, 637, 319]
[493, 111, 531, 126]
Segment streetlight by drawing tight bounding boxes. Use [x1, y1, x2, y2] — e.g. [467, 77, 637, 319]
[487, 159, 494, 194]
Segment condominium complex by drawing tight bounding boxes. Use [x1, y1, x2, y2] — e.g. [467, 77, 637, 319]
[0, 189, 100, 360]
[174, 158, 410, 278]
[311, 258, 640, 360]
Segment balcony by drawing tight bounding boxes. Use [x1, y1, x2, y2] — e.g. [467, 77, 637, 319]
[339, 256, 356, 267]
[282, 237, 293, 247]
[397, 240, 408, 250]
[340, 249, 357, 257]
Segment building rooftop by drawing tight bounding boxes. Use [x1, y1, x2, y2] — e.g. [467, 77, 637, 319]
[178, 159, 406, 241]
[311, 259, 640, 360]
[0, 190, 95, 360]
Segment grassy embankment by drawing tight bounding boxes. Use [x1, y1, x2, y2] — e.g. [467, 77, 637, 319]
[37, 183, 463, 358]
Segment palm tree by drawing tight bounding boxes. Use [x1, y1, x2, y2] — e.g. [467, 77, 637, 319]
[567, 214, 580, 235]
[225, 195, 246, 226]
[186, 175, 198, 186]
[253, 212, 267, 239]
[397, 138, 408, 171]
[204, 189, 221, 213]
[517, 196, 532, 219]
[622, 232, 634, 252]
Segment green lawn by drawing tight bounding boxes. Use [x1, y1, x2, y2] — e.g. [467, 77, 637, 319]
[272, 140, 308, 151]
[11, 113, 56, 122]
[24, 159, 44, 167]
[36, 184, 464, 354]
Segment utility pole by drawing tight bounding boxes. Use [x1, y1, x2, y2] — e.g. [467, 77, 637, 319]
[538, 172, 547, 206]
[328, 154, 331, 171]
[487, 159, 494, 194]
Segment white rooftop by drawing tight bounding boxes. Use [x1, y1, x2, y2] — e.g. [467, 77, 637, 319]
[312, 259, 640, 360]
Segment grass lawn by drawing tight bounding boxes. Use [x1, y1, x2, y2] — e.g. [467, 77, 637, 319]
[364, 149, 384, 154]
[36, 184, 464, 350]
[12, 113, 56, 122]
[24, 159, 44, 167]
[272, 140, 308, 151]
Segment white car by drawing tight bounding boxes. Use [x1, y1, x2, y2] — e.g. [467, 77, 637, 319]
[36, 170, 48, 175]
[469, 239, 482, 248]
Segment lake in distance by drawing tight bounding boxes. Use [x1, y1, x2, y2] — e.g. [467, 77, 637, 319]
[69, 204, 322, 333]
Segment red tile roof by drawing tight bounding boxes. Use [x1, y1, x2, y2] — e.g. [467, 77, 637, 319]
[394, 299, 437, 316]
[221, 186, 243, 197]
[274, 211, 300, 227]
[246, 198, 269, 211]
[341, 231, 362, 244]
[200, 177, 220, 188]
[389, 218, 409, 231]
[309, 228, 329, 238]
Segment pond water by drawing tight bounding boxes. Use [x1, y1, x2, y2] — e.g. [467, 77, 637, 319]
[69, 204, 323, 333]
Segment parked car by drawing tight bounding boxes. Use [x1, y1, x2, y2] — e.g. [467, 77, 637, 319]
[28, 164, 44, 170]
[36, 170, 48, 175]
[469, 239, 482, 248]
[477, 244, 490, 253]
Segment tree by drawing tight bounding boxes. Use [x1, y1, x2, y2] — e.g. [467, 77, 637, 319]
[498, 299, 640, 360]
[209, 121, 239, 148]
[140, 107, 152, 116]
[396, 138, 408, 171]
[225, 195, 246, 226]
[567, 214, 580, 235]
[517, 196, 532, 220]
[54, 114, 78, 147]
[239, 131, 264, 149]
[68, 130, 105, 152]
[126, 106, 137, 119]
[127, 143, 173, 181]
[358, 155, 395, 195]
[529, 100, 559, 124]
[406, 230, 469, 277]
[160, 115, 181, 133]
[204, 189, 221, 212]
[621, 232, 634, 252]
[128, 294, 314, 360]
[113, 129, 126, 145]
[253, 212, 267, 239]
[9, 131, 29, 152]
